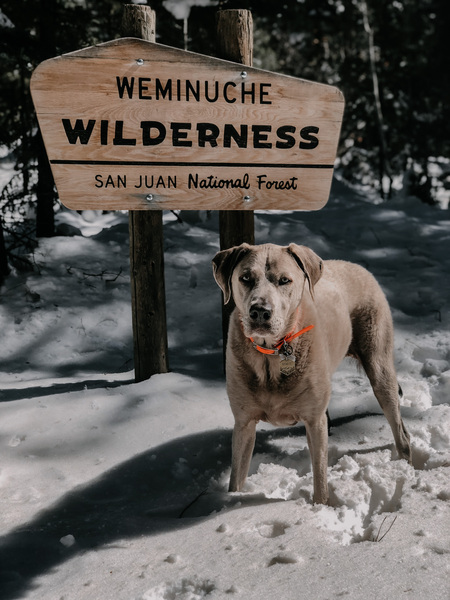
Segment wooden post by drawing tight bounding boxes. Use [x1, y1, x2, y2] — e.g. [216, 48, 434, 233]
[216, 9, 255, 361]
[122, 5, 169, 381]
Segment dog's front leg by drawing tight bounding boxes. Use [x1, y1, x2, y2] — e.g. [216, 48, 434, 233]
[229, 420, 257, 492]
[305, 412, 329, 504]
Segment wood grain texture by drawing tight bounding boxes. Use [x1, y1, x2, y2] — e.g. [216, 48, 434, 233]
[31, 37, 344, 212]
[216, 10, 255, 366]
[216, 9, 253, 65]
[129, 209, 168, 380]
[123, 5, 169, 381]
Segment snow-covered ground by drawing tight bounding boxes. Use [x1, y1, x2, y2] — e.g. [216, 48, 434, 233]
[0, 178, 449, 599]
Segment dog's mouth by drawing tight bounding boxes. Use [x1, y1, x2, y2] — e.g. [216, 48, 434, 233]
[249, 324, 273, 337]
[241, 304, 299, 344]
[241, 317, 278, 341]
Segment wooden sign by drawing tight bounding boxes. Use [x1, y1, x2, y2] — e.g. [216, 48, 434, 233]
[31, 38, 345, 211]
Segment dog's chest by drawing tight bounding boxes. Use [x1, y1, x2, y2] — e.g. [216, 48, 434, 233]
[251, 388, 302, 427]
[240, 355, 308, 424]
[244, 343, 309, 389]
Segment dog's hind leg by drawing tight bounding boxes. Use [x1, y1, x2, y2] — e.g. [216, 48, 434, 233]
[351, 309, 411, 463]
[229, 420, 257, 492]
[356, 336, 411, 462]
[364, 360, 411, 462]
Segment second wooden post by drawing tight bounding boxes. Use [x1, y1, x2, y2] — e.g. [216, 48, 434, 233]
[216, 9, 255, 361]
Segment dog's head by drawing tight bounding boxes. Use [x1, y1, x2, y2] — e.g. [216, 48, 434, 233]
[212, 243, 323, 341]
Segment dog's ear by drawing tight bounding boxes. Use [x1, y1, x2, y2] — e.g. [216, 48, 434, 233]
[212, 244, 251, 304]
[287, 244, 323, 298]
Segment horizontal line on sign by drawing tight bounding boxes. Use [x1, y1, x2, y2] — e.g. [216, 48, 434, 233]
[50, 159, 334, 169]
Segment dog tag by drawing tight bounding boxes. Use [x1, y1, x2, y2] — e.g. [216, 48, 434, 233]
[280, 353, 296, 375]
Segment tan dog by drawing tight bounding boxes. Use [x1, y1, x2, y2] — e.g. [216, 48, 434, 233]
[213, 243, 411, 504]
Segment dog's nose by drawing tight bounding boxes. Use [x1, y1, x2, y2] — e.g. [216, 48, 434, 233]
[249, 303, 272, 324]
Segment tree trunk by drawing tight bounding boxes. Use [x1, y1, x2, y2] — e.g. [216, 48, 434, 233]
[35, 0, 57, 237]
[35, 128, 55, 238]
[360, 1, 392, 198]
[0, 218, 9, 286]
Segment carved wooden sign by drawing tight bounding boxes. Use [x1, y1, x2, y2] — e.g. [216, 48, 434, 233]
[31, 38, 345, 211]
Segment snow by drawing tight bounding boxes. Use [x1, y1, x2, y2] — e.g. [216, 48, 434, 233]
[0, 178, 449, 599]
[162, 0, 218, 22]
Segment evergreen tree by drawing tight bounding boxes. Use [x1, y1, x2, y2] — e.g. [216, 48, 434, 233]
[0, 0, 448, 265]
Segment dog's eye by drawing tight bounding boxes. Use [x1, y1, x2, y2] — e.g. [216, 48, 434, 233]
[279, 277, 292, 286]
[240, 274, 251, 284]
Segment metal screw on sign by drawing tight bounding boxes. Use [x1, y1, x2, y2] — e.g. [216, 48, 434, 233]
[136, 58, 144, 65]
[241, 71, 247, 78]
[146, 194, 153, 202]
[243, 195, 251, 202]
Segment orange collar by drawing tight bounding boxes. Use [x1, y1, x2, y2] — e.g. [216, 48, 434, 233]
[249, 325, 314, 356]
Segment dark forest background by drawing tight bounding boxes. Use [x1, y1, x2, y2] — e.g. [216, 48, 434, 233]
[0, 0, 449, 283]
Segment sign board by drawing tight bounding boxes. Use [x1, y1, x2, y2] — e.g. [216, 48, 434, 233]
[31, 38, 345, 211]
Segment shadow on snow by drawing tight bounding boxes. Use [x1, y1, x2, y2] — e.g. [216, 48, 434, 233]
[0, 411, 392, 599]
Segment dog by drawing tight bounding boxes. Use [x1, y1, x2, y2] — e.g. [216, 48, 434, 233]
[212, 243, 412, 504]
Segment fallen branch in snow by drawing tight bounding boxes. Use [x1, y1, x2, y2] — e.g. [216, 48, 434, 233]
[8, 252, 36, 272]
[66, 266, 123, 282]
[178, 489, 208, 518]
[373, 515, 398, 542]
